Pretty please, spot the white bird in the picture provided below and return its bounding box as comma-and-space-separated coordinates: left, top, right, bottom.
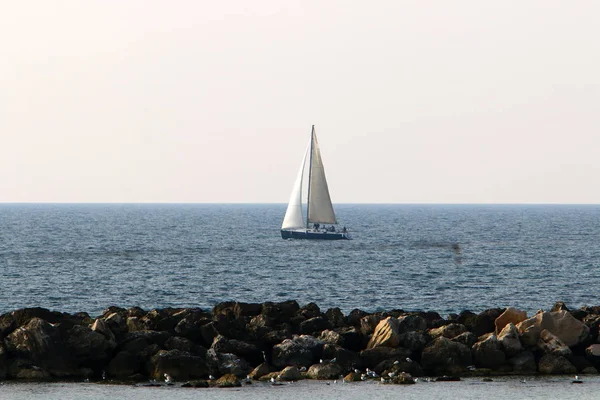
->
405, 357, 412, 363
164, 373, 174, 385
299, 366, 307, 372
270, 377, 276, 383
209, 375, 216, 380
394, 360, 400, 365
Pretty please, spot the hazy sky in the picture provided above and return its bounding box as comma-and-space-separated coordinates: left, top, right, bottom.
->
2, 1, 599, 203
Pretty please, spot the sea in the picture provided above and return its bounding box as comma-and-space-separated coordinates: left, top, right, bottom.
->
1, 203, 600, 399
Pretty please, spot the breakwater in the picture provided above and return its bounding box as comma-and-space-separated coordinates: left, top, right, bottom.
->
0, 301, 598, 386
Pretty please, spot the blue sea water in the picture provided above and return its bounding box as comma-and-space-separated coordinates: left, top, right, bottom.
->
1, 203, 599, 317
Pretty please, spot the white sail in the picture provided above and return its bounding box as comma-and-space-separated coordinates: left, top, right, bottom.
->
307, 129, 337, 224
281, 141, 310, 230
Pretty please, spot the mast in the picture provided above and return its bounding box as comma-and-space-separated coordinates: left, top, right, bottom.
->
305, 125, 314, 230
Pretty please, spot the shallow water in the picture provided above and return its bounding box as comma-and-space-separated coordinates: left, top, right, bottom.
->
1, 376, 598, 400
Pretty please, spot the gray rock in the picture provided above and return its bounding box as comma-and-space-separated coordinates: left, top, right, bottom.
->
421, 337, 472, 375
271, 335, 323, 369
472, 334, 506, 369
538, 354, 577, 374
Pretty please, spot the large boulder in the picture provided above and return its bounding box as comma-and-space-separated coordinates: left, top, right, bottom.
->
397, 314, 428, 333
537, 329, 571, 357
4, 317, 74, 376
306, 362, 344, 379
398, 331, 430, 353
206, 349, 252, 377
360, 346, 411, 370
278, 365, 302, 381
495, 308, 527, 334
497, 323, 523, 357
106, 350, 142, 378
421, 337, 472, 375
429, 323, 467, 340
210, 335, 262, 366
64, 324, 115, 367
517, 310, 589, 347
149, 349, 209, 380
507, 350, 537, 373
538, 354, 577, 374
299, 317, 331, 335
472, 334, 506, 369
271, 335, 323, 369
367, 317, 401, 349
325, 308, 346, 328
321, 343, 362, 371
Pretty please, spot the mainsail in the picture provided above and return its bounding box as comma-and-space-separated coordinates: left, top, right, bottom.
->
281, 126, 337, 231
307, 130, 337, 224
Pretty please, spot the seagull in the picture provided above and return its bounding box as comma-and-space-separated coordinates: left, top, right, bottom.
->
405, 358, 412, 363
330, 358, 337, 363
572, 375, 583, 384
394, 360, 400, 365
102, 370, 107, 380
388, 372, 395, 378
271, 377, 276, 383
164, 373, 174, 385
262, 351, 267, 362
209, 375, 216, 380
299, 366, 307, 372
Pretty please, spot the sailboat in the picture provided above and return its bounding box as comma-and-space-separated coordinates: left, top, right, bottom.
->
281, 125, 350, 240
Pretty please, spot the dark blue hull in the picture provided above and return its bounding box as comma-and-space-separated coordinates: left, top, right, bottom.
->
281, 229, 350, 240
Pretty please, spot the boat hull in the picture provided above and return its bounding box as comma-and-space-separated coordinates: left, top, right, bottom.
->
281, 229, 350, 240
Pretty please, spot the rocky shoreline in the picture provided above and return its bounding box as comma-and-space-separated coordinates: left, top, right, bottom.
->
1, 301, 598, 387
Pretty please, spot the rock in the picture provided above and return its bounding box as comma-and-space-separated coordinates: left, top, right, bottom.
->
299, 303, 323, 319
306, 362, 344, 379
469, 309, 505, 337
367, 317, 401, 349
126, 317, 145, 332
206, 349, 252, 377
429, 323, 468, 340
319, 329, 343, 346
346, 309, 369, 327
8, 359, 51, 379
4, 317, 74, 376
551, 302, 570, 312
495, 307, 527, 334
325, 308, 346, 328
278, 365, 302, 381
299, 317, 332, 335
149, 349, 209, 380
103, 312, 128, 340
232, 302, 263, 318
106, 350, 141, 378
216, 373, 241, 387
472, 334, 506, 369
497, 323, 523, 357
91, 318, 117, 346
507, 351, 537, 373
360, 314, 384, 336
380, 358, 423, 377
421, 337, 472, 375
538, 354, 577, 374
322, 343, 362, 371
517, 311, 589, 347
248, 362, 271, 380
537, 329, 571, 356
344, 371, 362, 381
173, 310, 212, 344
360, 346, 411, 370
397, 314, 428, 333
451, 332, 477, 348
271, 335, 323, 369
336, 326, 364, 352
261, 301, 300, 323
210, 335, 262, 365
64, 324, 115, 368
391, 371, 415, 384
398, 331, 430, 352
165, 336, 206, 356
585, 344, 600, 364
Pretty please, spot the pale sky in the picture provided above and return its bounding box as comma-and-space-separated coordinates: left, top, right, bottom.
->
1, 1, 599, 203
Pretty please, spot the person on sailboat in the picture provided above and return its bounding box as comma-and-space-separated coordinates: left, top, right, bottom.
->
314, 223, 320, 231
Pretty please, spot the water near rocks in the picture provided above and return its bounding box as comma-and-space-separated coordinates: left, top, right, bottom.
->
1, 203, 599, 316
